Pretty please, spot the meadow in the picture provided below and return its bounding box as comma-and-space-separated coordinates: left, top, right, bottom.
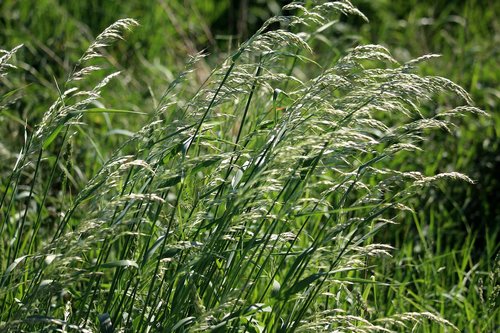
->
0, 1, 498, 332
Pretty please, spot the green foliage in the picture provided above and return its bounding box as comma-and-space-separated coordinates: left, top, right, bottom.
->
0, 0, 498, 332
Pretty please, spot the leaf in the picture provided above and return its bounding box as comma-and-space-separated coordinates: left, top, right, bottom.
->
106, 129, 135, 137
245, 303, 272, 314
143, 235, 166, 263
74, 108, 146, 115
285, 272, 326, 297
271, 280, 281, 298
2, 255, 28, 282
101, 260, 138, 269
231, 169, 244, 189
44, 254, 58, 265
258, 120, 274, 130
160, 174, 182, 187
172, 316, 196, 331
191, 156, 221, 172
273, 88, 282, 103
42, 125, 64, 149
182, 136, 194, 155
0, 85, 30, 103
159, 248, 181, 259
0, 110, 26, 127
163, 142, 184, 163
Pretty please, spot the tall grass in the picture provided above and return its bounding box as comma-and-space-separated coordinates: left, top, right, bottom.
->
0, 1, 491, 332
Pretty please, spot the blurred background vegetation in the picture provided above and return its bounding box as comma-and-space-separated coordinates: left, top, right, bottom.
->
1, 0, 499, 329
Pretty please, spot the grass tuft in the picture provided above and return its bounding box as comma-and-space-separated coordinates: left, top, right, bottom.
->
0, 1, 495, 332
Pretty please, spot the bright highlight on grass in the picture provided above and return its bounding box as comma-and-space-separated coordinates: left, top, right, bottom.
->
0, 1, 497, 332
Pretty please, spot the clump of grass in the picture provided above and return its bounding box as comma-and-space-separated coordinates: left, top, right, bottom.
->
0, 1, 485, 332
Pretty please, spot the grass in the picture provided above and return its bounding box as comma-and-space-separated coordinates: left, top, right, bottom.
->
0, 0, 498, 332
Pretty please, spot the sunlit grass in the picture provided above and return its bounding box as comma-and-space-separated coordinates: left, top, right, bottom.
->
0, 1, 498, 332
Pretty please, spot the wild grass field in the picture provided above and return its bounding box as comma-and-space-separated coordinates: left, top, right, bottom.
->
0, 0, 498, 332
